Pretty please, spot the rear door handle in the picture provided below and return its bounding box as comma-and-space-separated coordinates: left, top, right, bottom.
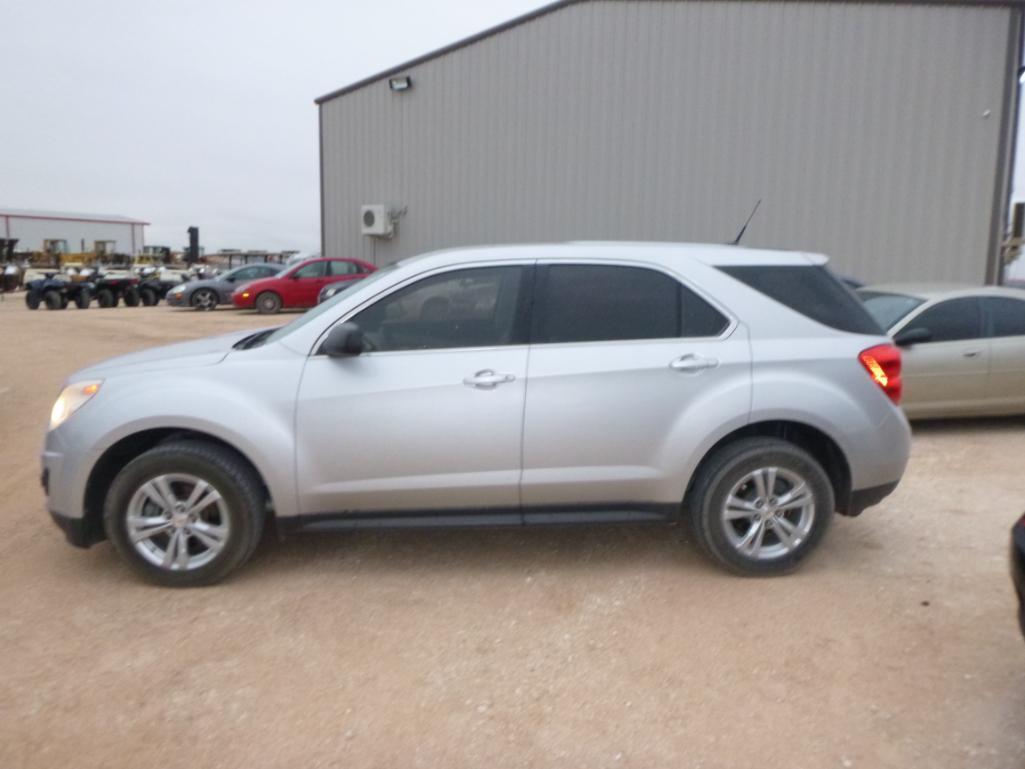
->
962, 349, 982, 358
670, 354, 719, 373
463, 369, 516, 389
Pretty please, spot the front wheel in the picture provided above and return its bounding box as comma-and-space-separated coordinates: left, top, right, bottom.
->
123, 287, 141, 307
25, 290, 41, 310
96, 288, 115, 308
191, 288, 217, 311
255, 291, 282, 314
140, 287, 158, 306
687, 438, 834, 576
74, 288, 91, 309
103, 441, 265, 587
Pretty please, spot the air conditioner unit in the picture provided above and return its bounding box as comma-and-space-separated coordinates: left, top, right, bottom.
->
360, 204, 393, 237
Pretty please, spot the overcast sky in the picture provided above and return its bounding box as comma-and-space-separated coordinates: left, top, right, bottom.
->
1, 0, 550, 255
3, 0, 1024, 260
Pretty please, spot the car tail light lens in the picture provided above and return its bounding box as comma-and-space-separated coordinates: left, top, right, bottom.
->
859, 344, 902, 405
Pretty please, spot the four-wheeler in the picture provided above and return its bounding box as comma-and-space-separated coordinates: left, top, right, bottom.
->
92, 273, 141, 308
24, 272, 93, 310
232, 257, 375, 314
42, 242, 911, 586
1013, 512, 1025, 638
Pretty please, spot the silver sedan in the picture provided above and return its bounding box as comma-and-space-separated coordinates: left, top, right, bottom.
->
165, 263, 283, 310
858, 284, 1025, 419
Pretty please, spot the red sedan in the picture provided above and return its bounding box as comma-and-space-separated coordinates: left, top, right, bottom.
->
232, 257, 376, 314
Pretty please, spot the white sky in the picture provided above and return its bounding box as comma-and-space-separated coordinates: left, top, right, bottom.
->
0, 0, 549, 255
3, 0, 1024, 263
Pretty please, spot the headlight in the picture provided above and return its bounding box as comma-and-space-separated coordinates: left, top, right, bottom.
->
50, 381, 102, 431
169, 285, 185, 295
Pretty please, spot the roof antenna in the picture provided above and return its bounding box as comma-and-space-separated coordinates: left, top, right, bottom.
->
730, 199, 762, 246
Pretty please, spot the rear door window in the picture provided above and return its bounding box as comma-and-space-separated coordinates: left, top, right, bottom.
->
329, 260, 360, 276
534, 264, 727, 343
901, 298, 982, 342
983, 296, 1025, 337
720, 265, 882, 334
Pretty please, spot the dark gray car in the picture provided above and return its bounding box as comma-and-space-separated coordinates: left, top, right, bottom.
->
165, 263, 283, 310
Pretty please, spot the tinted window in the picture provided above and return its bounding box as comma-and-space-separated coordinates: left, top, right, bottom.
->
857, 290, 925, 331
294, 261, 326, 279
231, 266, 266, 282
329, 260, 359, 276
902, 298, 982, 342
352, 266, 527, 351
535, 265, 726, 343
984, 297, 1025, 337
721, 265, 882, 334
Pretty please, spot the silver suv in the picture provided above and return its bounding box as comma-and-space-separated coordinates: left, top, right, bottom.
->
42, 243, 911, 586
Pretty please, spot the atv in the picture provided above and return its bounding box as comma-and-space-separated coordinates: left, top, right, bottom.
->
24, 272, 93, 310
92, 272, 141, 308
135, 266, 186, 306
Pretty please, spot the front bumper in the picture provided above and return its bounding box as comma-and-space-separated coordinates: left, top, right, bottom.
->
1012, 519, 1025, 638
49, 509, 103, 548
232, 292, 255, 309
165, 291, 187, 307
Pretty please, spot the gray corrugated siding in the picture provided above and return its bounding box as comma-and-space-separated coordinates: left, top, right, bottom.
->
321, 0, 1019, 283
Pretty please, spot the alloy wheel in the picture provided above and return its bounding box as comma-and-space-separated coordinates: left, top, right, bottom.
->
125, 473, 230, 571
721, 466, 815, 560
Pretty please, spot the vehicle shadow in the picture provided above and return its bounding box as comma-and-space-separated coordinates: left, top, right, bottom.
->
244, 522, 718, 581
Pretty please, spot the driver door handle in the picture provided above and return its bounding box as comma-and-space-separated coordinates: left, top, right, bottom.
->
669, 354, 719, 373
463, 369, 516, 389
962, 349, 982, 358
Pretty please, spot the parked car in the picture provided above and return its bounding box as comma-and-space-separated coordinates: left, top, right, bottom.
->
857, 284, 1025, 418
1012, 513, 1025, 638
24, 272, 92, 310
232, 257, 375, 314
42, 243, 911, 586
166, 263, 283, 310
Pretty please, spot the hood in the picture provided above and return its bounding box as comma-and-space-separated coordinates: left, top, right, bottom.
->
71, 328, 264, 380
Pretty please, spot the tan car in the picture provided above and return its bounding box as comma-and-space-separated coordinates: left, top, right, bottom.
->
858, 284, 1025, 419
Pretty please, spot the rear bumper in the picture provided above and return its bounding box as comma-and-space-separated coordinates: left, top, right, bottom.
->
843, 481, 900, 517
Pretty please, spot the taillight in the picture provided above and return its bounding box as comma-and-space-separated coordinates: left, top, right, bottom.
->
859, 344, 902, 405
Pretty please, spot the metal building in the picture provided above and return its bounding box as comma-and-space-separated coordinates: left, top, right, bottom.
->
317, 0, 1023, 284
0, 208, 148, 256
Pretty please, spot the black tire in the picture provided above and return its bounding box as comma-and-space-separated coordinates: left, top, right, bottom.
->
74, 288, 91, 309
190, 288, 217, 311
140, 287, 158, 306
103, 440, 266, 587
97, 288, 115, 308
255, 291, 282, 314
43, 289, 63, 310
123, 287, 141, 307
687, 437, 834, 576
60, 295, 69, 309
25, 290, 41, 310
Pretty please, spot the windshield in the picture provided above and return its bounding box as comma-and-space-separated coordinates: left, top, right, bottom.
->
856, 290, 925, 331
257, 263, 399, 346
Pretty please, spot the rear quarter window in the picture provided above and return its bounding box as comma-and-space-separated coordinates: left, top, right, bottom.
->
719, 265, 883, 335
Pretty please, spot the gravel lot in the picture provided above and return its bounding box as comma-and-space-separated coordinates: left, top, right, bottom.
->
1, 297, 1023, 769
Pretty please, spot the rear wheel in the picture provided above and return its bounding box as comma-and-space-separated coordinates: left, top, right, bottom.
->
191, 288, 217, 311
103, 441, 265, 587
123, 287, 141, 307
255, 291, 282, 314
74, 288, 91, 309
43, 290, 63, 310
687, 437, 834, 576
25, 290, 41, 310
140, 287, 158, 306
96, 288, 115, 308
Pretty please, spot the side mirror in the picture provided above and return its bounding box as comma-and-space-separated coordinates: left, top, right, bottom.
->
894, 326, 932, 347
321, 322, 365, 357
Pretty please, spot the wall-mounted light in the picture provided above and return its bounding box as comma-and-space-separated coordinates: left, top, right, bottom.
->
389, 76, 412, 92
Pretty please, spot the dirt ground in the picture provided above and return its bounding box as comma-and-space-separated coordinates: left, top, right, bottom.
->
0, 296, 1023, 769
